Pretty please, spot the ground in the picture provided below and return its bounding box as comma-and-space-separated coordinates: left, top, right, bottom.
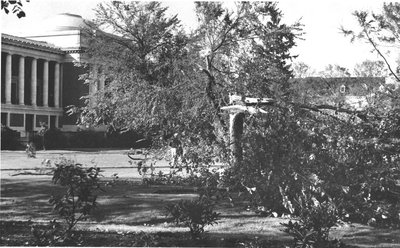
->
1, 150, 400, 247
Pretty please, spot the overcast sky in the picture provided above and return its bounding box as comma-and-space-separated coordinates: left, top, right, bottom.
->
0, 0, 388, 71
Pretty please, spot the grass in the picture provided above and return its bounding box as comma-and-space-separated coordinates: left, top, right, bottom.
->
1, 150, 400, 247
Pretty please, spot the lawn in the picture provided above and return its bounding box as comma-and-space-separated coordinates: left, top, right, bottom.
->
1, 150, 400, 247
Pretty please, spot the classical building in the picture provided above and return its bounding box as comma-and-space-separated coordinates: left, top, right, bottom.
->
1, 13, 104, 138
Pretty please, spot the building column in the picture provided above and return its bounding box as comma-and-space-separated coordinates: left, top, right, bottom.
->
6, 112, 10, 126
54, 62, 60, 108
5, 53, 12, 104
33, 114, 37, 131
60, 63, 63, 108
55, 115, 59, 128
18, 56, 25, 105
43, 60, 49, 107
31, 58, 37, 106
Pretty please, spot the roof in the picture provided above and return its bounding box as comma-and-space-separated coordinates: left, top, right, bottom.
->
43, 13, 88, 31
1, 33, 65, 54
291, 77, 385, 86
290, 77, 385, 96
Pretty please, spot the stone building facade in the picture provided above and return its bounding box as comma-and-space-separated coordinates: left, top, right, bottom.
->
1, 34, 65, 137
1, 13, 103, 138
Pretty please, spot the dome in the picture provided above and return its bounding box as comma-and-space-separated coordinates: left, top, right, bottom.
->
43, 13, 88, 31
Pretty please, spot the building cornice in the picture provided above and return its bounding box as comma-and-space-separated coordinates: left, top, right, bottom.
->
1, 103, 64, 115
1, 33, 65, 55
62, 47, 87, 53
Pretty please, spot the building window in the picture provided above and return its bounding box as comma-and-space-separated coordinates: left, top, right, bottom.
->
36, 115, 48, 127
50, 115, 56, 129
1, 113, 8, 126
58, 116, 63, 128
11, 76, 18, 104
10, 113, 24, 127
340, 84, 346, 94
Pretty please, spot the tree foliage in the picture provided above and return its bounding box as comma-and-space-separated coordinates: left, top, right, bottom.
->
292, 61, 316, 78
73, 1, 400, 230
50, 159, 102, 233
1, 0, 28, 18
76, 1, 303, 147
341, 3, 400, 83
319, 64, 351, 78
78, 1, 188, 137
353, 60, 388, 77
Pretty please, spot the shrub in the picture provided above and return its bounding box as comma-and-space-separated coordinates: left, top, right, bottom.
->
45, 128, 67, 149
66, 129, 147, 148
33, 128, 67, 150
29, 219, 84, 246
29, 158, 101, 246
130, 231, 158, 247
30, 219, 62, 246
105, 130, 148, 148
165, 199, 220, 239
49, 158, 102, 236
1, 125, 22, 150
68, 130, 104, 148
281, 193, 339, 248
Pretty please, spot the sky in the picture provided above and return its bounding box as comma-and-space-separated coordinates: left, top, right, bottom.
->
0, 0, 389, 72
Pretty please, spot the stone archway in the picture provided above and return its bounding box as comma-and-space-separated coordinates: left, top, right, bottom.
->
221, 94, 274, 166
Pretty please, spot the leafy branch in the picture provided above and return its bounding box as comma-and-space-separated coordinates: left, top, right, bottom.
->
1, 0, 28, 18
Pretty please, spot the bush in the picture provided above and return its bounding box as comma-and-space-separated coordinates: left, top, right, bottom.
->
130, 231, 158, 247
30, 219, 62, 246
165, 199, 220, 239
29, 219, 84, 246
45, 128, 67, 149
49, 158, 102, 236
68, 130, 104, 148
1, 125, 22, 150
67, 129, 147, 148
33, 128, 67, 150
281, 194, 339, 247
105, 130, 148, 148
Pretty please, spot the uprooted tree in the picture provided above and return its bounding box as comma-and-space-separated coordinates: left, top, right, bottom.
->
71, 1, 400, 235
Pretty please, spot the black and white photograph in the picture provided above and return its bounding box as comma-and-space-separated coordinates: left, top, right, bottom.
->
1, 0, 400, 247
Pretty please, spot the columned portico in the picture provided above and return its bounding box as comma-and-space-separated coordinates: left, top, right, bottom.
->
1, 34, 65, 138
